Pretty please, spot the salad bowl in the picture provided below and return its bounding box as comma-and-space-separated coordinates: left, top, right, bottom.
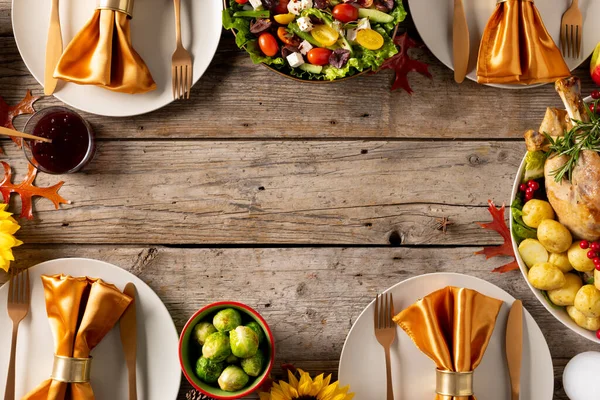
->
510, 94, 599, 344
222, 0, 405, 82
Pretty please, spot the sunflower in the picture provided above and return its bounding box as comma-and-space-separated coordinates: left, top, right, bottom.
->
0, 204, 22, 272
259, 369, 354, 400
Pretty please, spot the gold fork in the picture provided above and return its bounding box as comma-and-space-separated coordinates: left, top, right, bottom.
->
4, 268, 30, 400
374, 293, 396, 400
171, 0, 193, 100
561, 0, 583, 58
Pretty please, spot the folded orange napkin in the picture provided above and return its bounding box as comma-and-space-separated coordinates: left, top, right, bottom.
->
393, 286, 503, 400
54, 7, 156, 94
23, 274, 132, 400
477, 0, 569, 84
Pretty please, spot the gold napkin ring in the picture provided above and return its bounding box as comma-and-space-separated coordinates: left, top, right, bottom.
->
97, 0, 135, 18
51, 355, 92, 383
435, 369, 474, 397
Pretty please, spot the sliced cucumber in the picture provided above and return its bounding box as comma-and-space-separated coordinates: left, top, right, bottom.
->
357, 8, 394, 24
299, 63, 323, 74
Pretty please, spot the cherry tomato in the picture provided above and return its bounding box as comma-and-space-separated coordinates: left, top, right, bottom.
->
332, 3, 358, 23
356, 29, 384, 50
307, 48, 333, 65
311, 25, 339, 47
258, 33, 279, 57
274, 0, 289, 14
234, 0, 249, 3
277, 27, 300, 46
592, 90, 600, 100
274, 13, 295, 25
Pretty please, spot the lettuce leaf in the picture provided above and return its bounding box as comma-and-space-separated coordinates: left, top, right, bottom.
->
511, 197, 537, 244
383, 0, 407, 33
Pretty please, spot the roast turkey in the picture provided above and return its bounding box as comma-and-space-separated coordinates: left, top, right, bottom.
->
524, 77, 600, 240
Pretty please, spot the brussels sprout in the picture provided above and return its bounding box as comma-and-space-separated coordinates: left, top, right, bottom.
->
245, 321, 266, 345
218, 365, 250, 392
213, 308, 243, 332
202, 332, 231, 362
195, 356, 224, 383
225, 354, 240, 364
193, 322, 217, 346
240, 349, 265, 377
230, 325, 259, 358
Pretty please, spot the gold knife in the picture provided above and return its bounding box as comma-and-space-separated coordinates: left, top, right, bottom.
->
452, 0, 470, 83
120, 283, 138, 400
44, 0, 62, 95
506, 300, 523, 400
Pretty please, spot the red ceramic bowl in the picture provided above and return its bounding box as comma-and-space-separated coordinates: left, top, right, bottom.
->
179, 301, 275, 399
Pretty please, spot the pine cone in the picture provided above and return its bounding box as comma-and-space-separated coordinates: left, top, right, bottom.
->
185, 389, 216, 400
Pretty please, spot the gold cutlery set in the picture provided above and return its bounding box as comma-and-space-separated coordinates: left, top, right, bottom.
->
3, 271, 139, 400
43, 0, 193, 99
374, 291, 523, 399
452, 0, 582, 84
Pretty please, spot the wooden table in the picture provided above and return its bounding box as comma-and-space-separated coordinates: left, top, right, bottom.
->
0, 2, 598, 398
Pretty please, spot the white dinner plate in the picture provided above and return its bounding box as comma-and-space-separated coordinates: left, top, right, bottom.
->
12, 0, 222, 116
338, 273, 554, 399
408, 0, 600, 89
0, 258, 181, 399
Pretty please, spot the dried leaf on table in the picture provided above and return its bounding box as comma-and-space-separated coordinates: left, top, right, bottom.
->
0, 161, 69, 220
475, 200, 519, 273
0, 90, 41, 148
377, 33, 432, 94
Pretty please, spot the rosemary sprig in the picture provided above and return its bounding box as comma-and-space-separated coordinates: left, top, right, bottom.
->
543, 99, 600, 182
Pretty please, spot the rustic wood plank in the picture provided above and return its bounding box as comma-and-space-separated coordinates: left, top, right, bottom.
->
0, 140, 521, 245
0, 34, 595, 140
1, 245, 593, 399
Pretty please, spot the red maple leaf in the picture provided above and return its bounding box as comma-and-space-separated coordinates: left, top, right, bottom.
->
475, 200, 519, 273
377, 33, 432, 94
0, 161, 70, 219
0, 90, 41, 148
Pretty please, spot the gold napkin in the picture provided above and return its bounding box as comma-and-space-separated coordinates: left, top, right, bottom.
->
477, 0, 569, 84
22, 274, 132, 400
54, 7, 156, 94
393, 286, 503, 400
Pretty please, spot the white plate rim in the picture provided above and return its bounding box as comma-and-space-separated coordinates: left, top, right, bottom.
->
10, 0, 222, 117
338, 272, 554, 398
0, 257, 182, 399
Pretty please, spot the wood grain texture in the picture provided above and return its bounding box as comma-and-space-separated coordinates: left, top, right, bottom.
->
1, 245, 593, 399
0, 140, 521, 245
0, 30, 595, 139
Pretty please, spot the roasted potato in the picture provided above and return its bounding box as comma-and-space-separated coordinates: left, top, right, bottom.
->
527, 262, 566, 290
548, 252, 573, 273
567, 306, 600, 331
547, 273, 582, 306
522, 199, 555, 228
537, 219, 573, 253
574, 284, 600, 318
568, 242, 596, 272
518, 239, 549, 267
596, 269, 600, 292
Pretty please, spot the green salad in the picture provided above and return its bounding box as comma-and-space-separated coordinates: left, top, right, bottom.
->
222, 0, 406, 80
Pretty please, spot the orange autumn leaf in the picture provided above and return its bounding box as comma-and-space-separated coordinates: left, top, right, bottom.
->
0, 161, 69, 219
0, 90, 41, 148
475, 200, 519, 273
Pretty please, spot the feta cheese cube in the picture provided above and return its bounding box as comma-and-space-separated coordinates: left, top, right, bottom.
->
286, 52, 305, 68
297, 17, 314, 32
346, 28, 357, 41
298, 40, 313, 55
332, 20, 342, 33
357, 17, 371, 31
300, 0, 313, 10
249, 0, 263, 9
287, 0, 302, 15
